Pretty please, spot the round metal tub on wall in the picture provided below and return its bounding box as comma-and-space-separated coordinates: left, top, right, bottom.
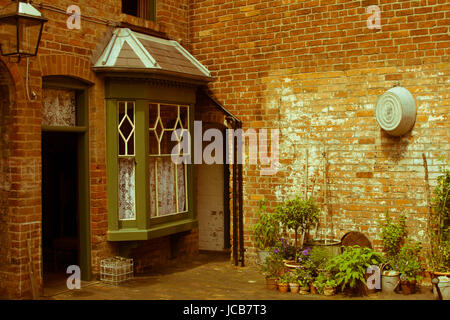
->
375, 87, 417, 137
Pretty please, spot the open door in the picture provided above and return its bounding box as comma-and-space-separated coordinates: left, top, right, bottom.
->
42, 132, 79, 280
41, 78, 91, 294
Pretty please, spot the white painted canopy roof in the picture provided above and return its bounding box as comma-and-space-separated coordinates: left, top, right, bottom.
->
93, 28, 211, 81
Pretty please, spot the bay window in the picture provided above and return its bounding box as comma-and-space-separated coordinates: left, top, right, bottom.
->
106, 80, 197, 241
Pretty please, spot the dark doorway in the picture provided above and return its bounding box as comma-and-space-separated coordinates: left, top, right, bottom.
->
42, 132, 79, 281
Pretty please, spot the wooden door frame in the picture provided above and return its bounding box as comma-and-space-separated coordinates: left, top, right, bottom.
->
41, 77, 92, 281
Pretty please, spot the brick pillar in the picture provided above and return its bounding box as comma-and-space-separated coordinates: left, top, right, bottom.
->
0, 58, 43, 299
0, 61, 13, 298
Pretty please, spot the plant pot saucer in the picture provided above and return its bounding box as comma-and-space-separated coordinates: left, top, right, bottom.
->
283, 259, 296, 264
285, 262, 301, 268
382, 270, 400, 276
432, 271, 450, 277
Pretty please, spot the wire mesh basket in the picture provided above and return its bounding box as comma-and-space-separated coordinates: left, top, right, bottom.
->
100, 256, 134, 285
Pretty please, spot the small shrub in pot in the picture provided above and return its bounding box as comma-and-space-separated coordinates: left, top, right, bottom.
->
326, 245, 384, 296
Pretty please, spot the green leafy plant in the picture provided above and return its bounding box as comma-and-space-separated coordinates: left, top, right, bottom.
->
277, 272, 293, 284
378, 212, 408, 263
295, 247, 319, 277
292, 267, 313, 287
325, 279, 337, 288
396, 241, 424, 282
326, 246, 384, 293
252, 200, 281, 250
260, 251, 284, 279
274, 238, 298, 260
310, 246, 333, 271
429, 161, 450, 272
276, 195, 320, 260
312, 273, 328, 294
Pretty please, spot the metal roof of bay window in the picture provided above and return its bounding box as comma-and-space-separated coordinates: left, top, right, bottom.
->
93, 28, 212, 82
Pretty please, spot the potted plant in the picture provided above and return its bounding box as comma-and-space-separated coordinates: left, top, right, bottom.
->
323, 279, 337, 296
378, 212, 408, 293
275, 238, 299, 264
425, 162, 450, 300
296, 248, 319, 293
396, 241, 423, 295
313, 273, 327, 295
310, 281, 318, 294
310, 246, 333, 274
292, 267, 312, 295
275, 194, 320, 263
326, 245, 384, 296
260, 251, 284, 290
277, 272, 291, 293
428, 163, 450, 275
252, 200, 281, 264
288, 271, 300, 294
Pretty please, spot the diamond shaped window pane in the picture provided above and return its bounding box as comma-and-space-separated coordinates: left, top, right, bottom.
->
155, 118, 164, 140
119, 117, 134, 141
118, 102, 135, 156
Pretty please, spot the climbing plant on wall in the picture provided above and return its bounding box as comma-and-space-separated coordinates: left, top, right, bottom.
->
429, 159, 450, 272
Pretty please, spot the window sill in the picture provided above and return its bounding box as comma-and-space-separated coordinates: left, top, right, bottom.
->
119, 14, 165, 36
107, 218, 198, 241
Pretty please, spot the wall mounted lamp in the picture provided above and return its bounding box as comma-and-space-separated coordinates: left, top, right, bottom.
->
0, 0, 47, 61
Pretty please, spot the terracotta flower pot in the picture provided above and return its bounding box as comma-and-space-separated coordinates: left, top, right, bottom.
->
299, 286, 309, 295
289, 283, 300, 294
278, 283, 289, 293
411, 279, 417, 294
324, 286, 335, 296
266, 277, 278, 290
310, 284, 317, 294
401, 280, 416, 295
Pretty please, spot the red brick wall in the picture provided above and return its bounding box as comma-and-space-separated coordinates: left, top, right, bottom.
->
0, 61, 13, 298
131, 229, 199, 274
157, 0, 190, 44
0, 0, 197, 298
190, 0, 450, 262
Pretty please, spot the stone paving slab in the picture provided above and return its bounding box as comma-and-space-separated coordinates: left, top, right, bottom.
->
46, 252, 435, 300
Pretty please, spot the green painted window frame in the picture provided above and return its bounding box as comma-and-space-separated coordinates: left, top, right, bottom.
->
105, 79, 197, 241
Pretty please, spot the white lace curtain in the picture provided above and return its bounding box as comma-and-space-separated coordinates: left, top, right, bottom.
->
149, 157, 186, 217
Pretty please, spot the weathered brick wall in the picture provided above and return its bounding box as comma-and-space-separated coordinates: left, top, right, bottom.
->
0, 0, 197, 298
190, 0, 450, 263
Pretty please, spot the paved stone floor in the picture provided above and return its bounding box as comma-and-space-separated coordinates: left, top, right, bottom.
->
44, 252, 435, 300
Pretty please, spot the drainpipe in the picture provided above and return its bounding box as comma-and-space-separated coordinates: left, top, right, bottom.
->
236, 121, 245, 267
232, 142, 238, 266
227, 116, 244, 267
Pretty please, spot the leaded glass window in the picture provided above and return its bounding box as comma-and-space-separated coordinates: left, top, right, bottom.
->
118, 101, 136, 221
148, 103, 189, 218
